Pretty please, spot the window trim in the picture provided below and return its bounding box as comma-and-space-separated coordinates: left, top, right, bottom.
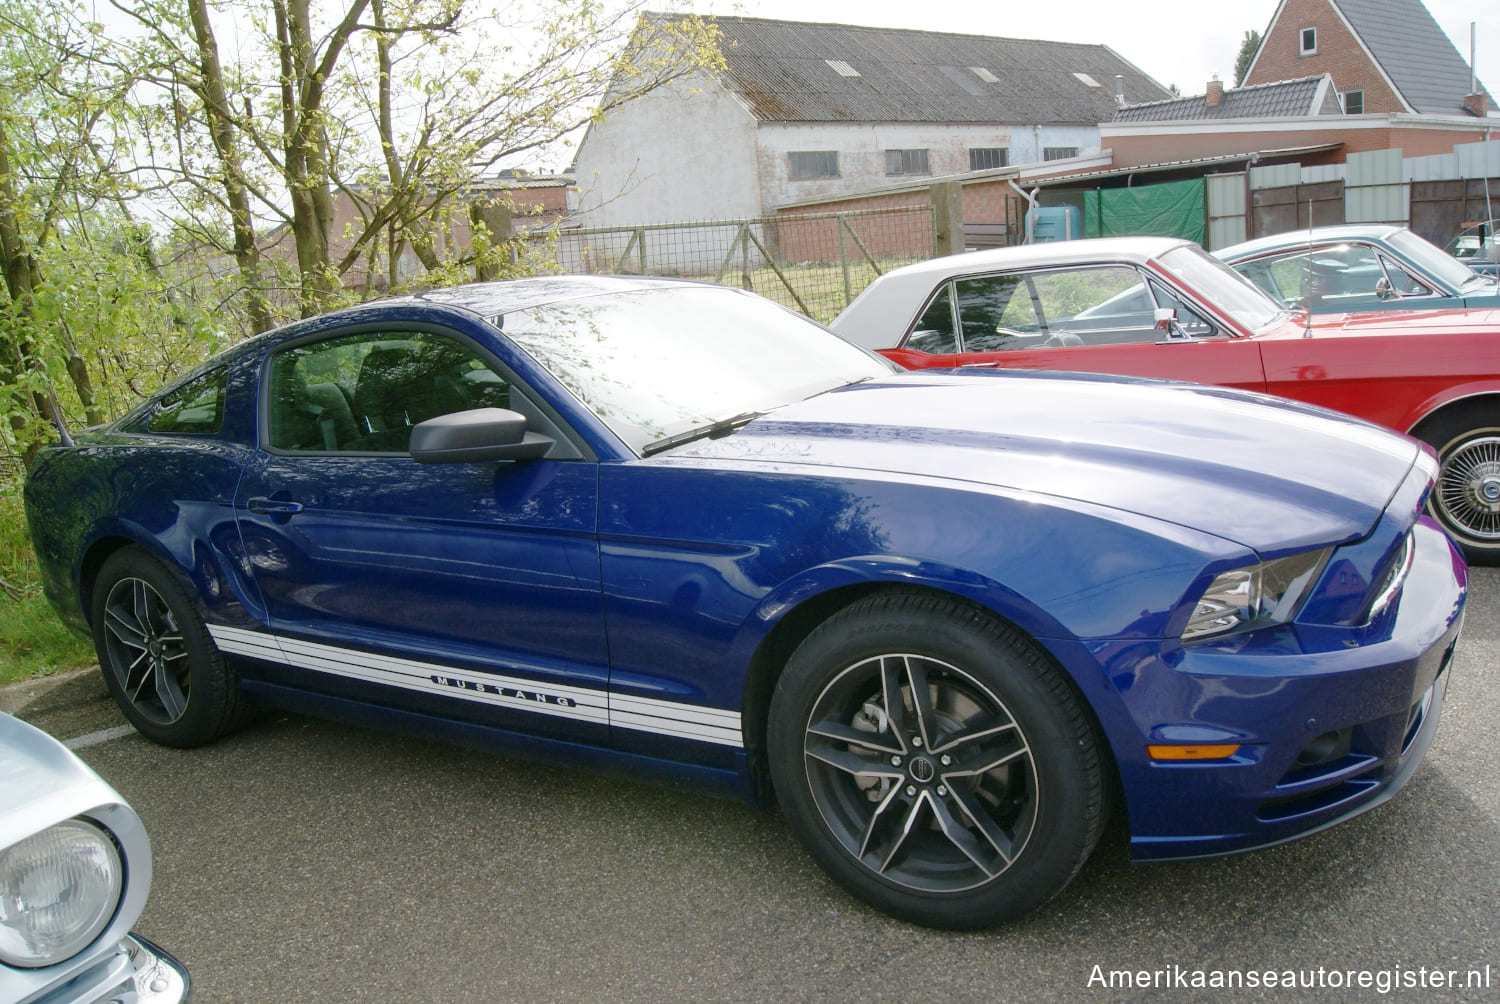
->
902, 264, 1228, 354
1042, 147, 1079, 162
143, 366, 229, 437
884, 148, 931, 176
256, 321, 593, 461
1299, 27, 1317, 55
1341, 89, 1364, 114
968, 147, 1010, 172
787, 150, 839, 180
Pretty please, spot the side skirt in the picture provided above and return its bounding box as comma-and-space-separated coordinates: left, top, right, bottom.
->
239, 679, 758, 804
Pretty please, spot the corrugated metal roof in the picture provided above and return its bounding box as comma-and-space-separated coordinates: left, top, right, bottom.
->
1333, 0, 1493, 115
1025, 144, 1344, 186
689, 15, 1172, 124
1112, 76, 1339, 122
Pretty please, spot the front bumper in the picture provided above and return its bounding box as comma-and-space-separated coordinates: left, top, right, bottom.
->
15, 934, 189, 1004
1075, 518, 1467, 861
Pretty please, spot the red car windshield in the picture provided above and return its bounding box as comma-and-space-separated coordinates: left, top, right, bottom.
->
1157, 245, 1287, 333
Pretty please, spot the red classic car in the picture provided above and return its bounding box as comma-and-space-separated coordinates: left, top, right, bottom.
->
830, 236, 1500, 563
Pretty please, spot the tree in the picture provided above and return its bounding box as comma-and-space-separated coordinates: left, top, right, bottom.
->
1234, 30, 1262, 87
114, 0, 722, 320
0, 2, 128, 460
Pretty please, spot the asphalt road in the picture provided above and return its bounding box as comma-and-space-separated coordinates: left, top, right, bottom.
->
8, 570, 1499, 1002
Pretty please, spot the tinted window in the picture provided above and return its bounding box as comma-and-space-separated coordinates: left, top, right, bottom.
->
265, 332, 511, 453
148, 369, 226, 435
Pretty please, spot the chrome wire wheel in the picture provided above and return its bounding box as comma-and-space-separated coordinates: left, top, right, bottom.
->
100, 576, 191, 726
802, 652, 1037, 894
1433, 429, 1500, 551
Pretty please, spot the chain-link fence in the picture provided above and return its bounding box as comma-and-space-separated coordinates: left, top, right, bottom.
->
526, 204, 935, 323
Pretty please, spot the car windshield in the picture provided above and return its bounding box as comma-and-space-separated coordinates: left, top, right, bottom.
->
1157, 244, 1287, 332
501, 286, 893, 453
1386, 228, 1497, 291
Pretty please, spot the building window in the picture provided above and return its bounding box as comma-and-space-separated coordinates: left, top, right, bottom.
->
1042, 147, 1079, 161
1342, 89, 1364, 114
884, 149, 930, 176
1300, 27, 1316, 55
969, 148, 1009, 171
788, 151, 839, 180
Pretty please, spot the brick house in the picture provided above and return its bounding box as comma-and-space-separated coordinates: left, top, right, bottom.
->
1243, 0, 1493, 117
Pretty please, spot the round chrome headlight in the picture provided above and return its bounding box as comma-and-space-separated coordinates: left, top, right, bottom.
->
0, 819, 123, 968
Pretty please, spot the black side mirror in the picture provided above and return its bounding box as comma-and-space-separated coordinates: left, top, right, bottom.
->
410, 408, 554, 464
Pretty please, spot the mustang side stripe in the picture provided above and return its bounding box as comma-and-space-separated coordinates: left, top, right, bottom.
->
208, 625, 743, 748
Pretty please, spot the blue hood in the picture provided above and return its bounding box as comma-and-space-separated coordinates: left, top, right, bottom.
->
676, 371, 1420, 555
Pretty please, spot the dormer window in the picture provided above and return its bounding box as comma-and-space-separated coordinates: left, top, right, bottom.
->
1299, 27, 1317, 55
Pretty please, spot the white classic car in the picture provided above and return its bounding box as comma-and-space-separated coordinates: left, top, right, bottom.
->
0, 711, 188, 1003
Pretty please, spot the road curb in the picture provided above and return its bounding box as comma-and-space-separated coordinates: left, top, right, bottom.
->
0, 665, 104, 718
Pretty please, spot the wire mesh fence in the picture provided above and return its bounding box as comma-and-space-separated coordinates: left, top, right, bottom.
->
527, 204, 936, 323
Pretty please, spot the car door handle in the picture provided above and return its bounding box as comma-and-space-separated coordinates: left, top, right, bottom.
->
960, 361, 1001, 368
246, 497, 304, 515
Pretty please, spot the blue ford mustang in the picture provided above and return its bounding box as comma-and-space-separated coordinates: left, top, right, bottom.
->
23, 277, 1467, 928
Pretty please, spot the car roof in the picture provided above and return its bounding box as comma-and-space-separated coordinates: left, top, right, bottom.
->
397, 274, 705, 319
1216, 224, 1407, 260
872, 236, 1196, 282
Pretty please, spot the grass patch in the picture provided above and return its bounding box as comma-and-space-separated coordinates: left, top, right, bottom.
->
0, 592, 94, 685
0, 474, 95, 685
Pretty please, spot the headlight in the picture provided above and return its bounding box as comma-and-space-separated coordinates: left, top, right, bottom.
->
0, 819, 123, 968
1183, 548, 1331, 642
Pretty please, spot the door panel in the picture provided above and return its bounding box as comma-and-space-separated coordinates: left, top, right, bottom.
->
234, 327, 608, 742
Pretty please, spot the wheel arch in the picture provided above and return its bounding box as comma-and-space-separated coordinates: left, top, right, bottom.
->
1404, 386, 1500, 440
737, 572, 1121, 816
74, 521, 235, 631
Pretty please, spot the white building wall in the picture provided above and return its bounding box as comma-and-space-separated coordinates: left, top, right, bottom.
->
573, 72, 762, 227
757, 122, 1102, 209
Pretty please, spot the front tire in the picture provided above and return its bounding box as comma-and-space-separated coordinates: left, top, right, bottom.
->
767, 591, 1105, 928
1417, 408, 1500, 565
90, 546, 250, 747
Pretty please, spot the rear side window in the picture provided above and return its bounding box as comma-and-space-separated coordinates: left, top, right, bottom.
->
148, 368, 227, 435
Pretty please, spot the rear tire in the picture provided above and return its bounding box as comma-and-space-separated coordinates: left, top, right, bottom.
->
90, 546, 250, 747
1415, 407, 1500, 565
767, 591, 1105, 928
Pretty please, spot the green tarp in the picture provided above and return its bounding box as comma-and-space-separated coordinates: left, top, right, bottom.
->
1083, 178, 1206, 244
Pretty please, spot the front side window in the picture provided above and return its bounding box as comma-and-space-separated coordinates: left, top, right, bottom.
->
1342, 89, 1363, 114
1238, 245, 1431, 309
884, 149, 930, 176
1042, 147, 1078, 161
265, 331, 511, 453
788, 151, 839, 180
1300, 27, 1317, 54
148, 369, 226, 435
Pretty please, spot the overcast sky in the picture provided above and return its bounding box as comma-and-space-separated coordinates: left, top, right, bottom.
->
691, 0, 1500, 103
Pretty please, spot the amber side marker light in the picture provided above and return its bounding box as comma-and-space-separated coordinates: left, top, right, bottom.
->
1147, 744, 1241, 761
